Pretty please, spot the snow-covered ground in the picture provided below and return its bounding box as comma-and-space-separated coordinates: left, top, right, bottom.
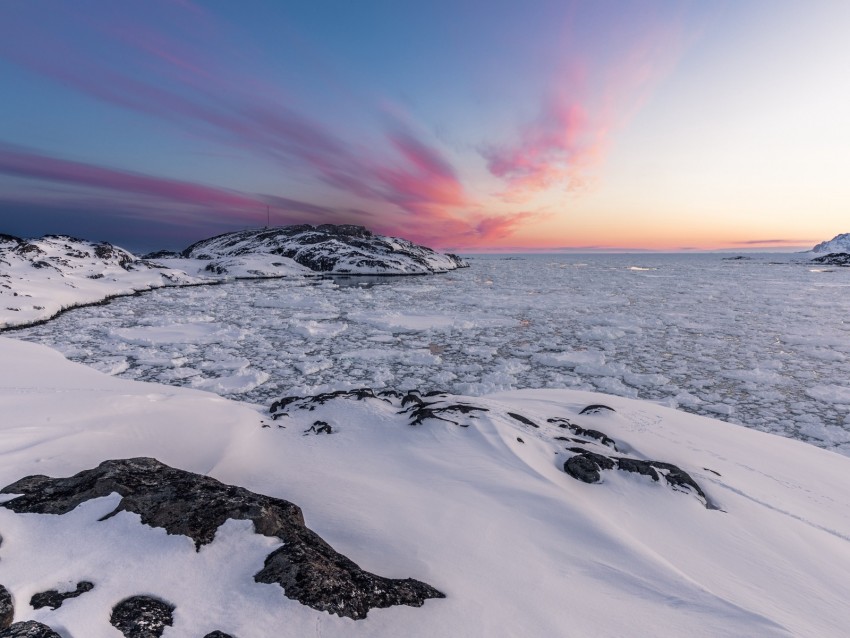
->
1, 336, 849, 636
13, 253, 850, 455
0, 234, 204, 329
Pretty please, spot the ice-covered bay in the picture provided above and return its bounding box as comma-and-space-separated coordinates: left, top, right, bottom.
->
13, 253, 850, 453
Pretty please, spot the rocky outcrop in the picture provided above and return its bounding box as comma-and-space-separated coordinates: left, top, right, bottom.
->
811, 253, 850, 267
0, 585, 12, 630
110, 596, 174, 638
0, 621, 61, 638
30, 581, 94, 610
0, 458, 444, 620
181, 225, 468, 275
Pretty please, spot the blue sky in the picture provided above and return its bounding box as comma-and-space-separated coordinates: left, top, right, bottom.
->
1, 1, 847, 252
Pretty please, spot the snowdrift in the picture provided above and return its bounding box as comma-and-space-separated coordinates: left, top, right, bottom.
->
1, 337, 848, 637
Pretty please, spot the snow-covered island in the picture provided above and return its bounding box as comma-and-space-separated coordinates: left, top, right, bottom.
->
810, 232, 850, 254
807, 232, 850, 267
0, 225, 468, 330
1, 229, 849, 637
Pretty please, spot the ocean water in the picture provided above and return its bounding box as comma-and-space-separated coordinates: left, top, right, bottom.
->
14, 253, 850, 454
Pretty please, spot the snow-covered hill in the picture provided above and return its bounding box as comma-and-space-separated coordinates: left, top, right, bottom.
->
0, 234, 201, 330
0, 226, 467, 330
810, 232, 850, 253
1, 336, 848, 637
178, 224, 469, 275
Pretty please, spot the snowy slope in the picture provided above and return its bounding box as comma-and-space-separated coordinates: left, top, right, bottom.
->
810, 232, 850, 253
0, 234, 202, 330
180, 224, 469, 275
1, 337, 849, 637
1, 227, 467, 330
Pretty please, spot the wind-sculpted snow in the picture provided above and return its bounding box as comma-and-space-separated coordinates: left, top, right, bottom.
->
180, 224, 468, 274
2, 336, 850, 636
270, 389, 715, 508
16, 253, 850, 455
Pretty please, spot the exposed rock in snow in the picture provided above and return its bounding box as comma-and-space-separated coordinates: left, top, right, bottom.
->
30, 582, 94, 610
1, 457, 445, 620
810, 233, 850, 253
0, 585, 12, 630
109, 595, 174, 638
0, 226, 467, 329
2, 336, 850, 636
272, 389, 713, 508
180, 224, 468, 275
0, 621, 61, 638
811, 252, 850, 267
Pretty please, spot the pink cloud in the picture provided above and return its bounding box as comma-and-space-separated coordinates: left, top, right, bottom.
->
484, 94, 604, 200
0, 145, 262, 212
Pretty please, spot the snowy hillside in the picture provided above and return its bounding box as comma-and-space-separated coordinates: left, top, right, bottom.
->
1, 337, 849, 637
0, 226, 466, 330
0, 234, 201, 330
178, 224, 469, 275
810, 232, 850, 253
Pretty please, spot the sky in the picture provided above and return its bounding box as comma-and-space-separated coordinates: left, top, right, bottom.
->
1, 0, 848, 253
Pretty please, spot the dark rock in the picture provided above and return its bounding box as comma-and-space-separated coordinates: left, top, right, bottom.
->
93, 243, 135, 270
547, 417, 617, 450
563, 451, 714, 508
0, 234, 24, 246
811, 252, 850, 267
507, 412, 539, 428
0, 621, 62, 638
616, 458, 659, 481
0, 584, 12, 630
564, 451, 616, 483
30, 581, 93, 610
256, 540, 442, 620
142, 250, 182, 260
203, 633, 234, 638
405, 401, 489, 427
271, 388, 389, 418
650, 461, 711, 503
401, 392, 424, 407
204, 263, 228, 275
305, 421, 333, 435
578, 404, 616, 415
1, 458, 444, 620
516, 437, 524, 443
110, 595, 174, 638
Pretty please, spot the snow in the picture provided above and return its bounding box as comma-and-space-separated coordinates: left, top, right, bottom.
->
1, 337, 850, 636
0, 227, 466, 329
0, 234, 203, 330
810, 232, 850, 253
14, 253, 850, 454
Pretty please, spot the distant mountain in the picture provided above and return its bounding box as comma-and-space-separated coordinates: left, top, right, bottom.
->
810, 233, 850, 253
178, 224, 468, 275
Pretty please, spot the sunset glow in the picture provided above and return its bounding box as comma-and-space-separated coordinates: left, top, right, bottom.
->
1, 1, 848, 251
